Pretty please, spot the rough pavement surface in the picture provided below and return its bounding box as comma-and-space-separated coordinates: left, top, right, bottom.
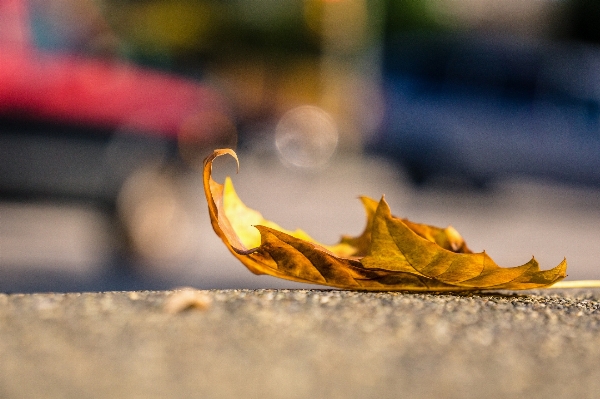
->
1, 288, 599, 399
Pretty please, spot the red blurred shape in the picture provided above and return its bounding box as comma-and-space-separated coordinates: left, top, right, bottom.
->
0, 47, 229, 138
0, 0, 230, 139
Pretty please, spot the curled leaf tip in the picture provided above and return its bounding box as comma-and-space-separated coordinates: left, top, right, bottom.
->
203, 149, 567, 291
204, 148, 239, 173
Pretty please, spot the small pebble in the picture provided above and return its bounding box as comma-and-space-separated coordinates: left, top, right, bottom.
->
164, 288, 212, 314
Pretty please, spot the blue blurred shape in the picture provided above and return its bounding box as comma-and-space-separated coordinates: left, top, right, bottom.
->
370, 33, 600, 188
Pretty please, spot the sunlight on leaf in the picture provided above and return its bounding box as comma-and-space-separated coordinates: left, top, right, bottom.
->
203, 149, 567, 291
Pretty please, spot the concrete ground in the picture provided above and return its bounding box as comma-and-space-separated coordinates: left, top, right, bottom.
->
1, 288, 599, 399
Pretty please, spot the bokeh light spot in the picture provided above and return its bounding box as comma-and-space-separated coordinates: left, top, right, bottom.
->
275, 105, 338, 169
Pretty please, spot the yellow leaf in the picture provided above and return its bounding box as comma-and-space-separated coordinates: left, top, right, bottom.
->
203, 149, 567, 291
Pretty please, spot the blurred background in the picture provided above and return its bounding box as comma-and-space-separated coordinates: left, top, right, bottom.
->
1, 0, 600, 292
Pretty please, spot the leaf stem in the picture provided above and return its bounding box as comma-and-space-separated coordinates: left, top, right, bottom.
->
548, 280, 600, 289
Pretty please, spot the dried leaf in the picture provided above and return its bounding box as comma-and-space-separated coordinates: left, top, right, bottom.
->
203, 149, 567, 291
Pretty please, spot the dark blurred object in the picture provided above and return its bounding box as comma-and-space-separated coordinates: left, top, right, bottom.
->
0, 118, 175, 203
562, 0, 600, 45
369, 33, 600, 188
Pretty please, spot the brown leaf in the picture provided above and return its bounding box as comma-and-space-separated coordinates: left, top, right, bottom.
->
203, 149, 567, 291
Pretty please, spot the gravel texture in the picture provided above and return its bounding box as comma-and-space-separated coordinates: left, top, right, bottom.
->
1, 288, 599, 399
